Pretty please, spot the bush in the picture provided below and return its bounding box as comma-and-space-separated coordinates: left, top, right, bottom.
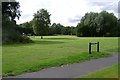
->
19, 36, 33, 43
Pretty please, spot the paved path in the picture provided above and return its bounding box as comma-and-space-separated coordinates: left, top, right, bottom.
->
5, 53, 118, 78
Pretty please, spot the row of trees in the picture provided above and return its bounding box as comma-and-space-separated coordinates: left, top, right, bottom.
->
18, 21, 34, 35
19, 9, 76, 39
49, 23, 76, 35
3, 2, 119, 43
77, 11, 119, 37
19, 21, 76, 37
19, 9, 119, 38
19, 15, 76, 39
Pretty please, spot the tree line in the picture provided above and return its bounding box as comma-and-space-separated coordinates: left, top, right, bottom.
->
19, 22, 76, 36
2, 2, 120, 43
18, 9, 76, 39
19, 9, 119, 38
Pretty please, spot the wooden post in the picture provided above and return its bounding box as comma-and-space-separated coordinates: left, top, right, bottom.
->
89, 42, 100, 54
89, 42, 91, 54
97, 42, 99, 52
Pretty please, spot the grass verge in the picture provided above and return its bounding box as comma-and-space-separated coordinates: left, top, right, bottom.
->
80, 64, 119, 78
3, 52, 110, 76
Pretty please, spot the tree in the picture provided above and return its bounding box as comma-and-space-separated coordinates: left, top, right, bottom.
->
49, 23, 64, 35
2, 2, 22, 43
70, 26, 76, 35
2, 2, 21, 21
19, 21, 34, 35
50, 23, 57, 35
95, 11, 117, 36
2, 2, 32, 43
76, 11, 117, 37
32, 9, 51, 39
55, 23, 64, 34
77, 12, 98, 37
62, 26, 71, 35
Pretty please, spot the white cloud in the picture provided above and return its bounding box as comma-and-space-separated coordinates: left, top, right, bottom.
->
16, 0, 119, 26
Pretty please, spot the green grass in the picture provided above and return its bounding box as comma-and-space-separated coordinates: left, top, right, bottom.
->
2, 36, 118, 76
80, 64, 119, 78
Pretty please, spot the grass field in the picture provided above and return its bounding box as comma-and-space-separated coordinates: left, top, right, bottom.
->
80, 64, 119, 78
2, 36, 118, 76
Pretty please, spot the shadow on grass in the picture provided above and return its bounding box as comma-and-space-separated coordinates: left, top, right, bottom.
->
34, 40, 64, 45
45, 38, 77, 40
3, 40, 64, 46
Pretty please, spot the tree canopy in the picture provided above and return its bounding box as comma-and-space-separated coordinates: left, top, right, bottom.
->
19, 21, 34, 35
77, 11, 118, 37
2, 2, 21, 43
2, 2, 32, 43
32, 9, 51, 39
2, 2, 21, 21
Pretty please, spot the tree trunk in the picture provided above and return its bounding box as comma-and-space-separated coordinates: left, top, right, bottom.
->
41, 36, 43, 39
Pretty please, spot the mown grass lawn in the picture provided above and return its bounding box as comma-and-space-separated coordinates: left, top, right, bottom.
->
2, 36, 118, 76
80, 64, 119, 78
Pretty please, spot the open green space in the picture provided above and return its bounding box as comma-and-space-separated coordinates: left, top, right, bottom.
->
80, 64, 119, 78
2, 36, 118, 76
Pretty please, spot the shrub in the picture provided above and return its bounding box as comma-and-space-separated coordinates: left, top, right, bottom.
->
19, 36, 33, 43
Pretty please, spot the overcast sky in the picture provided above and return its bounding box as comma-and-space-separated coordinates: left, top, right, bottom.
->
16, 0, 119, 26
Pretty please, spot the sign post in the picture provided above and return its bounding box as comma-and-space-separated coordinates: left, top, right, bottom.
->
89, 42, 100, 54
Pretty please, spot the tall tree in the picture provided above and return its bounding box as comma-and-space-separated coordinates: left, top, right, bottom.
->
2, 2, 22, 43
32, 9, 51, 39
96, 11, 117, 36
77, 12, 98, 37
76, 11, 117, 37
2, 2, 21, 21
